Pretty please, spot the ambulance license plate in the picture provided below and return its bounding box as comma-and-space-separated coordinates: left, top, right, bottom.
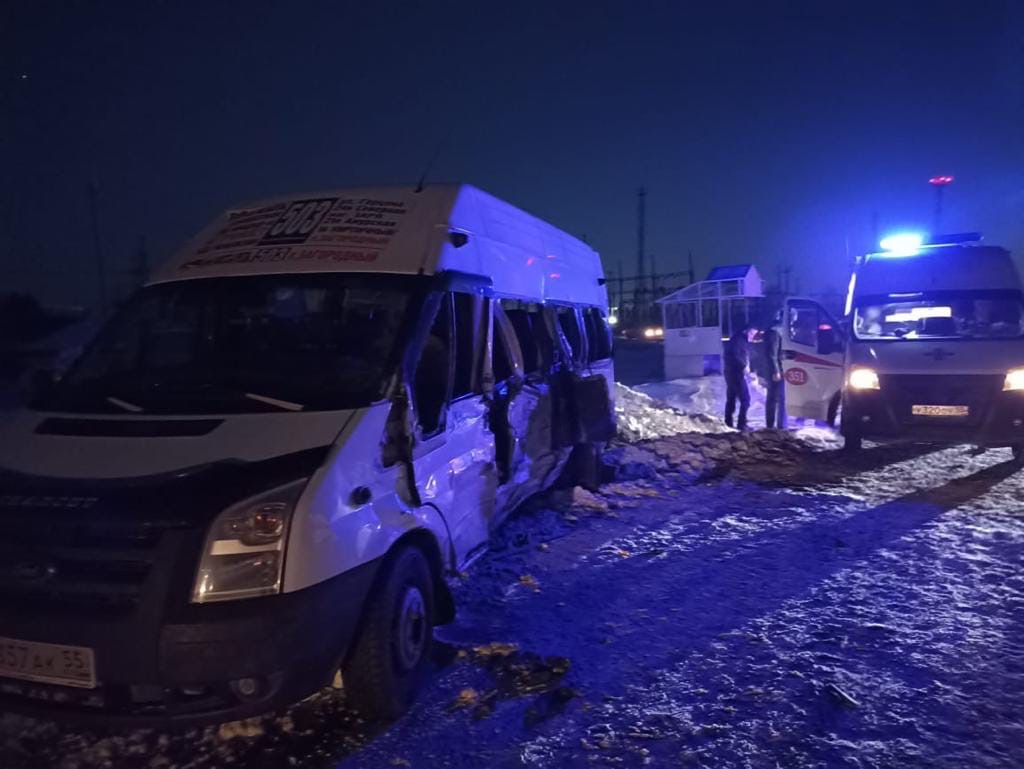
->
912, 404, 969, 417
0, 637, 96, 688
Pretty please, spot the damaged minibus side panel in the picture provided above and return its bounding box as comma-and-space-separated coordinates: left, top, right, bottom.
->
404, 291, 498, 567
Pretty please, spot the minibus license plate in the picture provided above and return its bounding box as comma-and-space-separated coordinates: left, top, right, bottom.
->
0, 637, 96, 688
912, 404, 969, 417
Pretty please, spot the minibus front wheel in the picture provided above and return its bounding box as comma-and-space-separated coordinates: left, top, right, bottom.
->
342, 545, 434, 719
1012, 444, 1024, 467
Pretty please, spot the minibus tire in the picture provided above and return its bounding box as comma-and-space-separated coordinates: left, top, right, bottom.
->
843, 433, 862, 452
342, 546, 434, 720
1012, 444, 1024, 466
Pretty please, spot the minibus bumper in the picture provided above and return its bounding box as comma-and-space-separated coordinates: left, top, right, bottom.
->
843, 382, 1024, 447
0, 556, 381, 729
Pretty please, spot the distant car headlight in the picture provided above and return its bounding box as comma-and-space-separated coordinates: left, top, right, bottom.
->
643, 326, 664, 339
848, 367, 880, 391
192, 480, 306, 603
1003, 368, 1024, 391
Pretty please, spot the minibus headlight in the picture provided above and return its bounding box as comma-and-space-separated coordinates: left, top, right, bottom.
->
1003, 368, 1024, 392
848, 367, 880, 391
192, 480, 305, 603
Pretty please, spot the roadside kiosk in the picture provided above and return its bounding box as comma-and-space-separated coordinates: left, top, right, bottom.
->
658, 265, 764, 377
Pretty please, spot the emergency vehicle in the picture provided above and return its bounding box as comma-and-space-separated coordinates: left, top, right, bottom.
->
841, 233, 1024, 459
0, 185, 616, 725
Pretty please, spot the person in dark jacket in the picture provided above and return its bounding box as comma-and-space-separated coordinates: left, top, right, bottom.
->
723, 325, 754, 430
762, 313, 787, 429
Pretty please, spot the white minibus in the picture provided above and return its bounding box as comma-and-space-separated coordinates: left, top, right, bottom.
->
0, 185, 616, 725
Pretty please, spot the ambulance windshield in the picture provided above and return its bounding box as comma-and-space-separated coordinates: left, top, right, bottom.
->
853, 289, 1024, 341
42, 274, 421, 414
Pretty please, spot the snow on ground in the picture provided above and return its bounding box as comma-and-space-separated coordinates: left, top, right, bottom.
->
618, 376, 844, 451
613, 382, 731, 441
1, 350, 1022, 768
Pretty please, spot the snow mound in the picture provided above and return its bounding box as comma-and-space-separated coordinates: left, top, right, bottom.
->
615, 382, 731, 442
623, 376, 843, 451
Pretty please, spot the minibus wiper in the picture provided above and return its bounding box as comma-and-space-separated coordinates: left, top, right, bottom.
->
242, 392, 305, 411
154, 382, 306, 411
105, 396, 144, 413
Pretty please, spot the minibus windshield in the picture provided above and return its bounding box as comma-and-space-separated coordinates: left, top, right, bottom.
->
853, 289, 1024, 341
41, 274, 421, 414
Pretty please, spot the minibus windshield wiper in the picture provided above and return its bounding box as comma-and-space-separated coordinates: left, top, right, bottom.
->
241, 392, 305, 411
53, 377, 307, 414
105, 396, 145, 413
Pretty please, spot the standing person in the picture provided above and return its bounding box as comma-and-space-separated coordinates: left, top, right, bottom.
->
763, 312, 787, 429
723, 324, 753, 431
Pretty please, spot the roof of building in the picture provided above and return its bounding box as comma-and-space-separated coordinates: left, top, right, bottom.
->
705, 264, 755, 281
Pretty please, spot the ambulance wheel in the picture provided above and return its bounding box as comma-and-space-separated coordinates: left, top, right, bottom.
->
342, 545, 434, 720
826, 393, 841, 428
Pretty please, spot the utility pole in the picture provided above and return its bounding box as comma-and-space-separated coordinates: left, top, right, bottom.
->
929, 175, 954, 233
636, 187, 646, 313
650, 253, 657, 300
88, 180, 107, 316
687, 250, 695, 285
617, 259, 625, 316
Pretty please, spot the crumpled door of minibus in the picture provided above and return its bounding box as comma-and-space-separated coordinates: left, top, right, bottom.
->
411, 394, 498, 566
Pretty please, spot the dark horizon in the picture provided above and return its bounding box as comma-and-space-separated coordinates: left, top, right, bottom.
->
3, 0, 1023, 307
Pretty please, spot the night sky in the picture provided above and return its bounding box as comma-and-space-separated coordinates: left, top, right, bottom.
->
4, 1, 1023, 307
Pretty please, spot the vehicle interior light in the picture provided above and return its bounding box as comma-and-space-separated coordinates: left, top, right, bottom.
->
1003, 368, 1024, 392
848, 368, 880, 390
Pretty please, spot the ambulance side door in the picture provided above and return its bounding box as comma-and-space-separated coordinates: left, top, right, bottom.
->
781, 297, 845, 422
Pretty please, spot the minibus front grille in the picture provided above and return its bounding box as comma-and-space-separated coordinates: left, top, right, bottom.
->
881, 374, 1003, 426
0, 514, 174, 616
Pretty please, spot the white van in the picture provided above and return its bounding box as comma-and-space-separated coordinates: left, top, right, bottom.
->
840, 233, 1024, 458
0, 185, 616, 725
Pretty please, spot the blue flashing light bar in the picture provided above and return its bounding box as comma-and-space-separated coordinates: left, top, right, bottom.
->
873, 231, 983, 258
879, 233, 924, 254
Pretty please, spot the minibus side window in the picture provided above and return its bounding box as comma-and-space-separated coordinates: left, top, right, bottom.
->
502, 301, 548, 378
492, 318, 515, 384
555, 306, 584, 366
413, 296, 453, 435
583, 307, 612, 362
452, 292, 483, 399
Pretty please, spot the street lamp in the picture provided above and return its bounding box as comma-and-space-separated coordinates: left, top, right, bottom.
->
928, 174, 954, 232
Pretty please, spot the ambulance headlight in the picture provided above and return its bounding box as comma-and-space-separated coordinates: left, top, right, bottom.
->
192, 480, 305, 603
1003, 368, 1024, 392
848, 367, 881, 391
